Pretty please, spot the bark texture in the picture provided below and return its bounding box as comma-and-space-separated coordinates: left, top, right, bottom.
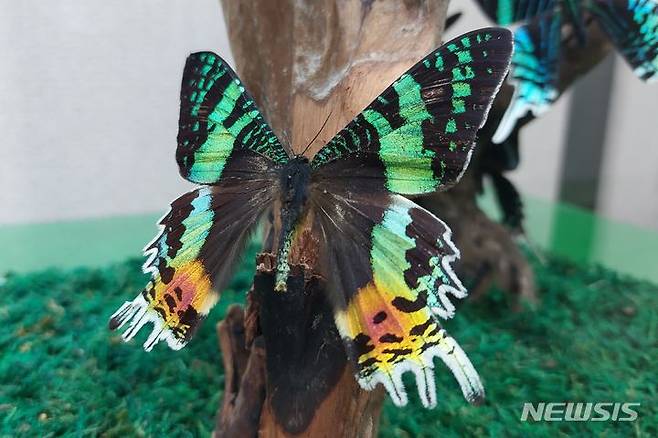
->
216, 1, 449, 436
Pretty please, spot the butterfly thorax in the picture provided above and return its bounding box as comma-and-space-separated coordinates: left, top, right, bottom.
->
274, 155, 312, 291
279, 155, 312, 213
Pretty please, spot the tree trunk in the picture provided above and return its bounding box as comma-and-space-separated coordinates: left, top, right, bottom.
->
215, 1, 449, 436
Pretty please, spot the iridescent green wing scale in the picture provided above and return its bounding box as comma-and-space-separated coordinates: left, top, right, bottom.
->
177, 52, 290, 184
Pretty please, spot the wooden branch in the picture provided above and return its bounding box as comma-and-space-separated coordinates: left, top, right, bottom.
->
215, 1, 450, 436
258, 367, 385, 438
215, 253, 385, 437
215, 313, 266, 437
216, 305, 251, 423
254, 255, 384, 436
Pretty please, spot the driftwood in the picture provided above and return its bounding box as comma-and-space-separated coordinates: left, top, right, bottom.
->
215, 1, 450, 436
216, 254, 382, 437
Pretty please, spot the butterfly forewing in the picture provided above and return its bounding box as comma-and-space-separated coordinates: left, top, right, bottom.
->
588, 0, 658, 82
474, 0, 559, 25
177, 52, 289, 184
493, 9, 562, 143
311, 28, 514, 196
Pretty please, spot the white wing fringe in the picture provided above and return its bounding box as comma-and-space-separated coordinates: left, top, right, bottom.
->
110, 294, 186, 351
357, 329, 484, 408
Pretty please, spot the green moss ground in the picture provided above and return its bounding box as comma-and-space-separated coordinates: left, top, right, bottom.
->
1, 249, 656, 437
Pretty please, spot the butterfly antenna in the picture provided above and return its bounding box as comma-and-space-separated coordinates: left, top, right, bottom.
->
300, 111, 333, 157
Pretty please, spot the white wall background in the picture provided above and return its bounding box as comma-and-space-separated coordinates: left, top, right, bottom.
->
0, 0, 231, 224
1, 1, 657, 230
599, 65, 658, 229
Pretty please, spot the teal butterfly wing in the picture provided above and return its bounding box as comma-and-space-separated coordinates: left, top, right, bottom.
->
474, 0, 558, 25
110, 52, 286, 350
176, 52, 289, 184
588, 0, 658, 82
311, 28, 514, 196
485, 0, 658, 143
493, 10, 563, 143
308, 28, 513, 407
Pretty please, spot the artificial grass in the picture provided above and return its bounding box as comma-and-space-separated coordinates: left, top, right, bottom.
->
1, 249, 656, 437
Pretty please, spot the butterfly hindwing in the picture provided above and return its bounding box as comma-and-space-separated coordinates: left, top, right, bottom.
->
177, 52, 289, 184
312, 190, 482, 407
110, 179, 275, 350
493, 10, 562, 143
588, 0, 658, 82
310, 28, 513, 196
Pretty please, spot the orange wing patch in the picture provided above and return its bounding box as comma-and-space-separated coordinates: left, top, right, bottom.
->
110, 259, 217, 351
335, 280, 483, 408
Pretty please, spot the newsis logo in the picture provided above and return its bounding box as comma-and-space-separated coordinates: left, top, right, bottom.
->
520, 402, 640, 422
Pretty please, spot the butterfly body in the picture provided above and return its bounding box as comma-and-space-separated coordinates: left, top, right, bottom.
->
110, 28, 513, 408
274, 155, 313, 291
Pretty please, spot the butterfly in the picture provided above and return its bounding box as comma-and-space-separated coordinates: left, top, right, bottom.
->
474, 0, 658, 143
109, 28, 513, 408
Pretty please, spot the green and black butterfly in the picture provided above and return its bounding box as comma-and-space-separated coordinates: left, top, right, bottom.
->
110, 28, 513, 408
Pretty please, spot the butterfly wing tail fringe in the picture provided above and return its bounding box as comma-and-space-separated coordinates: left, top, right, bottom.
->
433, 330, 485, 406
109, 293, 186, 351
354, 328, 484, 408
